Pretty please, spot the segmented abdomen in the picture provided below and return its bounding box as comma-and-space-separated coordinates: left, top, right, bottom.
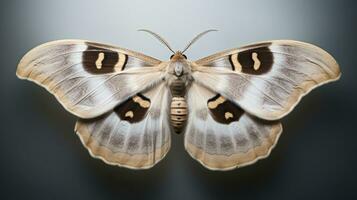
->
170, 97, 188, 133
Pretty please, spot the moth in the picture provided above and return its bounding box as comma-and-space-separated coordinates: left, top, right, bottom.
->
17, 29, 341, 170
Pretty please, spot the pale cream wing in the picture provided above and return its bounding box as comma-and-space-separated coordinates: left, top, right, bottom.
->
193, 40, 341, 120
17, 39, 165, 119
184, 83, 282, 170
75, 82, 171, 169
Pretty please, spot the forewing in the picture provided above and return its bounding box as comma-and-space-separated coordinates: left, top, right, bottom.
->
184, 83, 282, 170
193, 40, 341, 120
17, 40, 165, 118
75, 82, 171, 169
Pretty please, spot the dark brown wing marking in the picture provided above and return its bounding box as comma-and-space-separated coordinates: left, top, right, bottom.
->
114, 93, 151, 123
207, 94, 244, 124
83, 42, 128, 74
229, 42, 273, 75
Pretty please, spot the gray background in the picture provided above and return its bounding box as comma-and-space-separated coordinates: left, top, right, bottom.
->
1, 0, 356, 199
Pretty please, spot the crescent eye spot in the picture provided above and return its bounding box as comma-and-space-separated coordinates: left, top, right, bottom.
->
83, 42, 128, 74
207, 94, 244, 124
114, 93, 151, 123
228, 44, 273, 75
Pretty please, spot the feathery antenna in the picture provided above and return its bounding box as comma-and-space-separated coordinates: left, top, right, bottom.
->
138, 29, 175, 54
181, 29, 218, 53
138, 29, 218, 55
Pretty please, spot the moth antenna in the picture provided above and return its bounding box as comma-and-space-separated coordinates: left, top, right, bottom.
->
138, 29, 175, 54
181, 29, 218, 53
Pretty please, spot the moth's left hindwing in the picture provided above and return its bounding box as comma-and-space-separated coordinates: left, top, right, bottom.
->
75, 83, 171, 169
17, 40, 164, 119
17, 40, 170, 169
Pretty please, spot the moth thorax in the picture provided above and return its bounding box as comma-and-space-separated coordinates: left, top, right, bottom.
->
169, 78, 186, 97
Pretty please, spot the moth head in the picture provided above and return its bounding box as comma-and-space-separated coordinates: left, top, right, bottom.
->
166, 54, 191, 79
169, 54, 189, 77
170, 51, 187, 61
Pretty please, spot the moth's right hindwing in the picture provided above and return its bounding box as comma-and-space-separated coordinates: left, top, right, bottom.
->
17, 40, 164, 119
184, 83, 282, 170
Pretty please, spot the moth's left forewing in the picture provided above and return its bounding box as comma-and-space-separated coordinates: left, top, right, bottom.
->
193, 40, 341, 120
17, 40, 165, 119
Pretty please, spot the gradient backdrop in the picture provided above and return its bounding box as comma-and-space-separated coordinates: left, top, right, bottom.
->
1, 0, 356, 199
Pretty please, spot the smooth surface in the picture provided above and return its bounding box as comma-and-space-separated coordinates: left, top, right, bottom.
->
1, 0, 356, 199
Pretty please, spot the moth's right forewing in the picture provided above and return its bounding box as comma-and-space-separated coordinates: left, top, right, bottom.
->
17, 40, 165, 119
193, 40, 341, 120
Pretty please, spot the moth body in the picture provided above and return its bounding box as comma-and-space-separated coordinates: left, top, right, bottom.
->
167, 52, 191, 133
170, 96, 188, 133
169, 78, 188, 133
